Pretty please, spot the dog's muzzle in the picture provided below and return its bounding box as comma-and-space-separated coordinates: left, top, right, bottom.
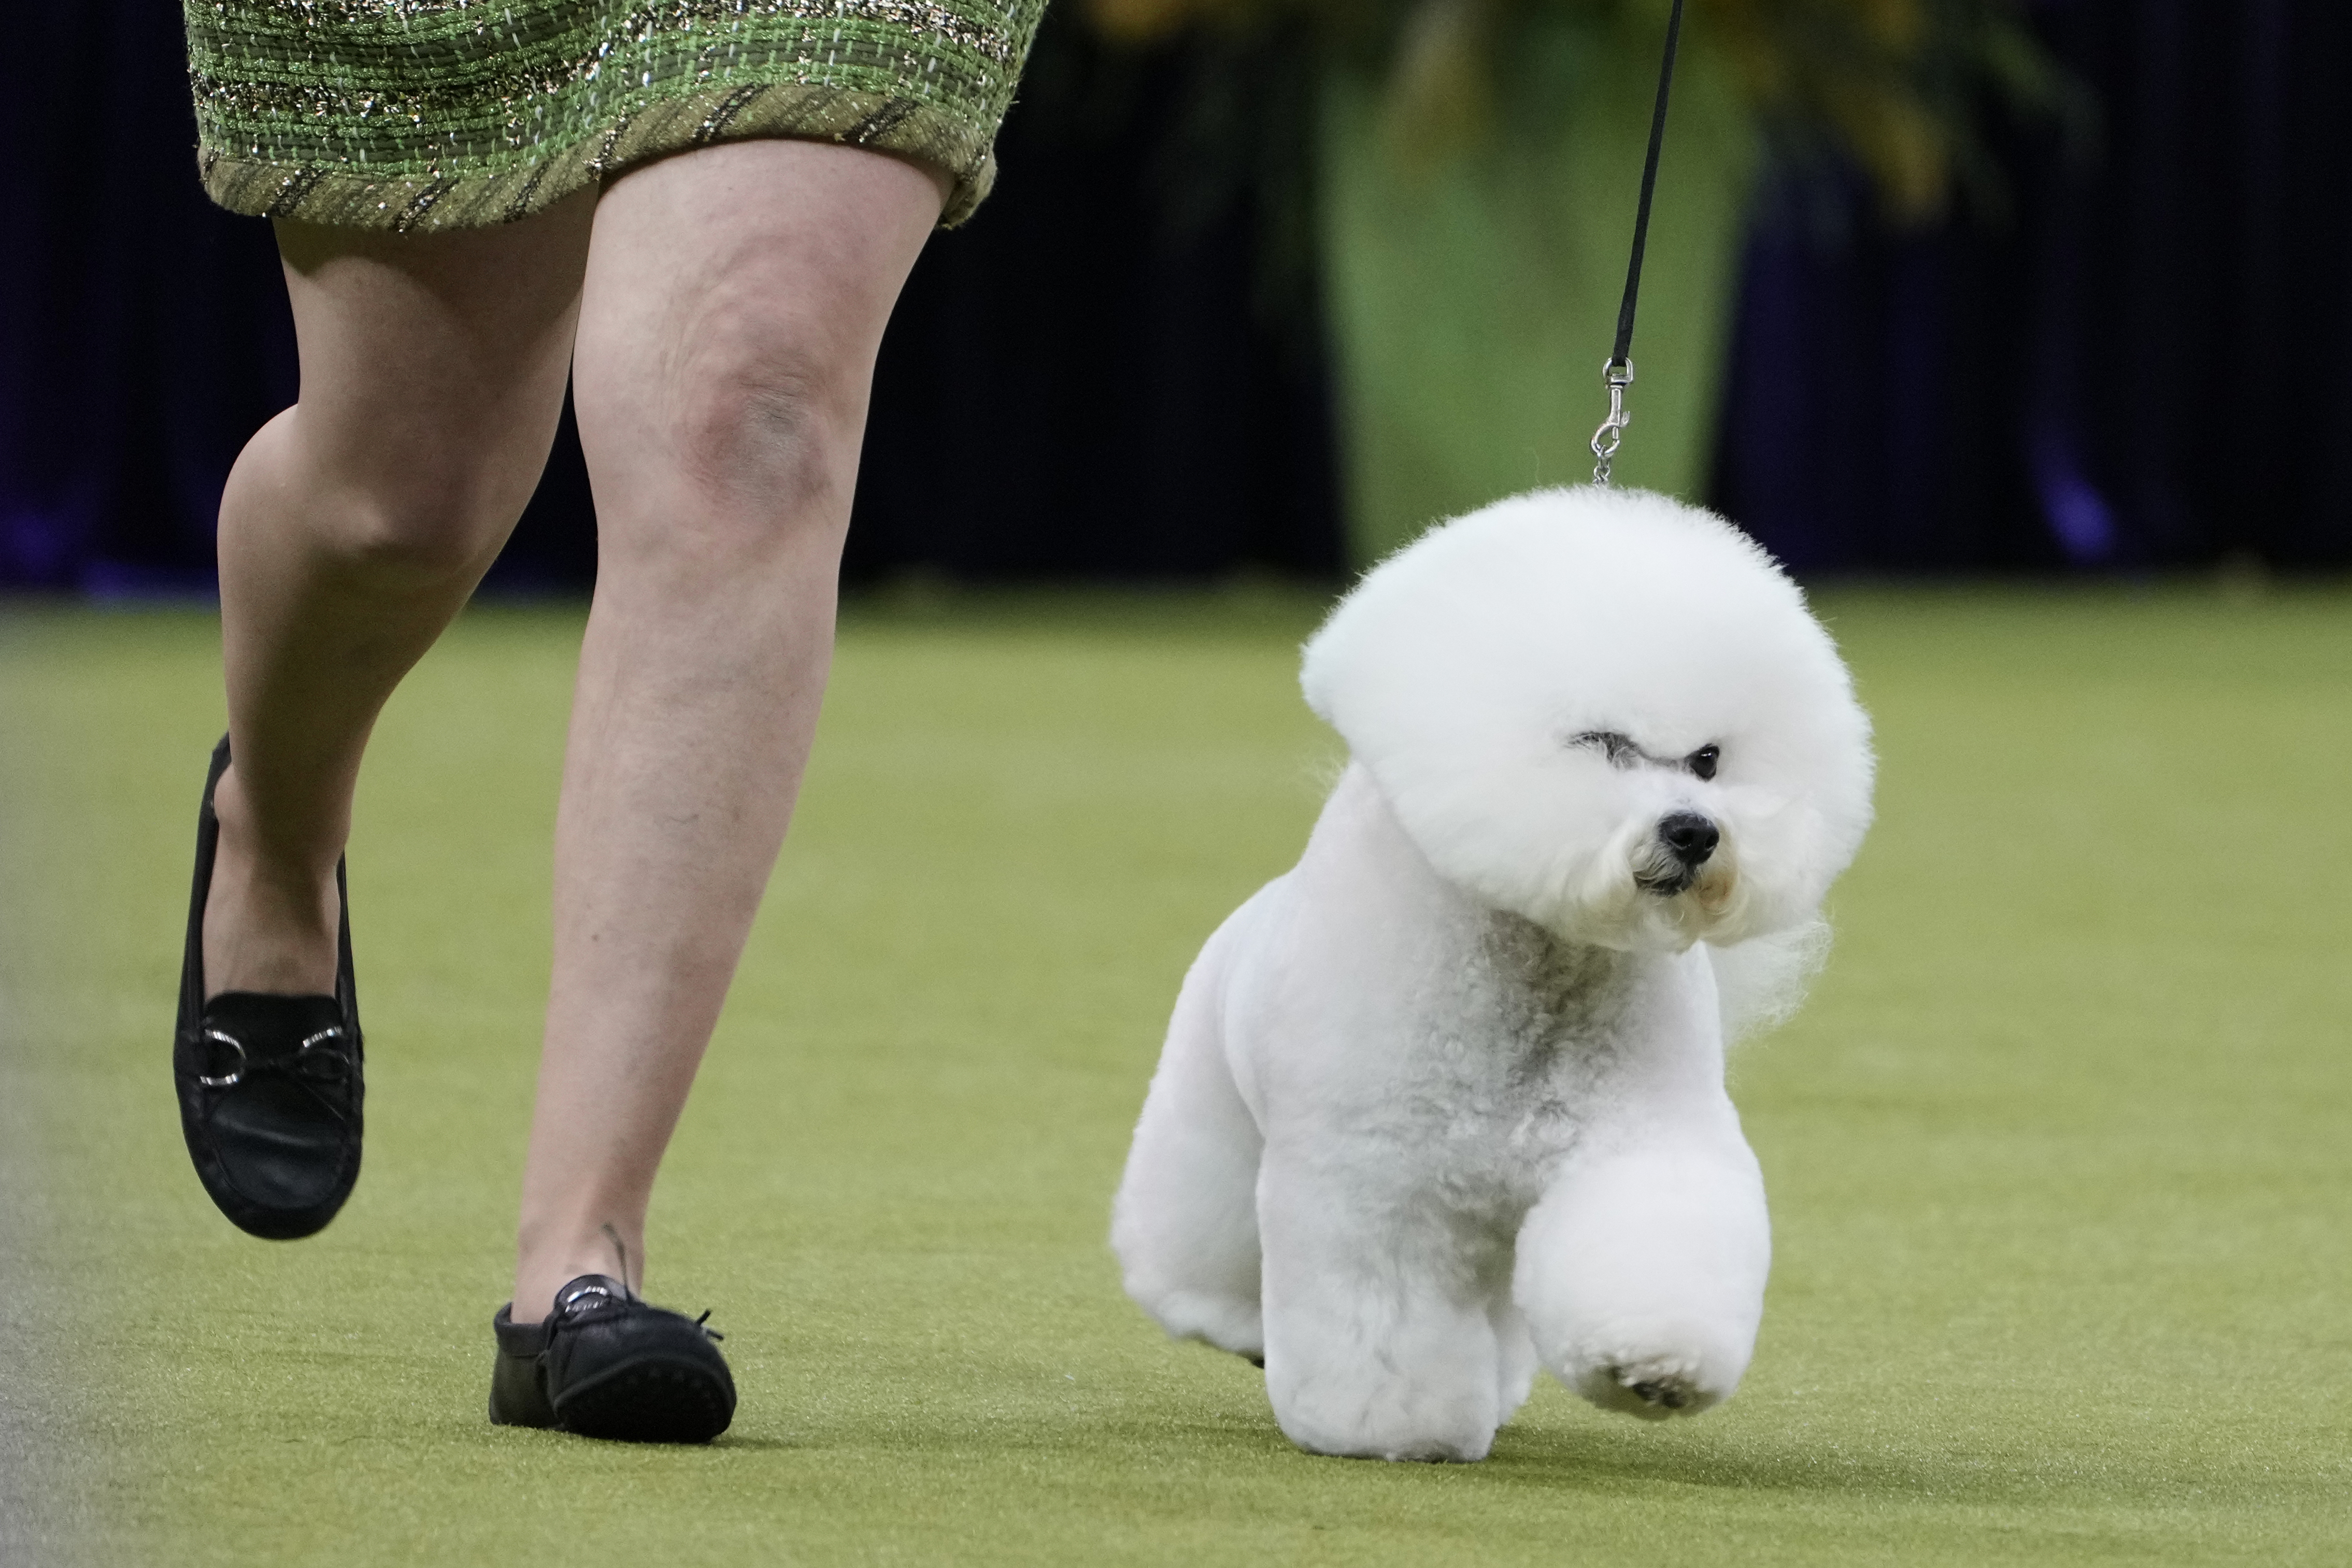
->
1635, 811, 1720, 896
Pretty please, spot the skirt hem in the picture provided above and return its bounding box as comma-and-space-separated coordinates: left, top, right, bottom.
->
196, 80, 998, 233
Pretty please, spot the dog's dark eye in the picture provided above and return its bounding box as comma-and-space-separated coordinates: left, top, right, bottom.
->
1688, 745, 1720, 781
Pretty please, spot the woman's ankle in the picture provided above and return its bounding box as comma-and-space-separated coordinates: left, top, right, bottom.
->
201, 764, 344, 998
513, 1220, 646, 1320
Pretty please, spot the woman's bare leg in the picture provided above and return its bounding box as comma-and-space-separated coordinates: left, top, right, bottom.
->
510, 141, 944, 1316
206, 195, 595, 999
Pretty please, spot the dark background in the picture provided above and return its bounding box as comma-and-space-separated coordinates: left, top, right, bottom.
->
2, 0, 2345, 593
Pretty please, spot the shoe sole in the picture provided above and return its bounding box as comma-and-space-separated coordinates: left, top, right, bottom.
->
554, 1354, 734, 1443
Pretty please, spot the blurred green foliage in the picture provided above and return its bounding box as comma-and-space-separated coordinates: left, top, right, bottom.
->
1080, 0, 2071, 221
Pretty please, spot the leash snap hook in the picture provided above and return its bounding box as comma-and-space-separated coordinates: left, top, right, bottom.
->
1591, 358, 1634, 485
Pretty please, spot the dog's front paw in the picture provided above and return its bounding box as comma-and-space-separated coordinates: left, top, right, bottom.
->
1556, 1328, 1744, 1421
1578, 1352, 1713, 1419
1269, 1362, 1501, 1462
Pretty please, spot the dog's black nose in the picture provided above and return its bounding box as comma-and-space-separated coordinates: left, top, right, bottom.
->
1658, 812, 1719, 868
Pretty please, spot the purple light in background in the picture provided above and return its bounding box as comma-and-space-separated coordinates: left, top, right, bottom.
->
2028, 424, 2118, 565
2, 508, 82, 589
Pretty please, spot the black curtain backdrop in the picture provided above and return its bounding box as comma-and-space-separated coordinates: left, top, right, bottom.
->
1715, 0, 2352, 573
3, 0, 2346, 593
840, 20, 1343, 582
1, 0, 296, 591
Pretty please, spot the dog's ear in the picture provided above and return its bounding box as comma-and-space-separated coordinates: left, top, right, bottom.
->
1706, 922, 1831, 1044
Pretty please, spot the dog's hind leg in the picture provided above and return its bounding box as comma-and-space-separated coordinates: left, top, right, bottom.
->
1111, 891, 1272, 1361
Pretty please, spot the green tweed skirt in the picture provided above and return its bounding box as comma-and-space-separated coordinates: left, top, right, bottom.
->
184, 0, 1048, 233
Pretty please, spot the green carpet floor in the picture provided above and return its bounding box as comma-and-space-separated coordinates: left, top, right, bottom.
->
2, 585, 2347, 1565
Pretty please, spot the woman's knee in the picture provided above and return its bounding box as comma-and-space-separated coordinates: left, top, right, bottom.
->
671, 351, 854, 518
267, 410, 551, 589
320, 487, 514, 588
582, 327, 867, 571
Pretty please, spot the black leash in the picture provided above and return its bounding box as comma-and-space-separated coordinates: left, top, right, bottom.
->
1591, 0, 1688, 486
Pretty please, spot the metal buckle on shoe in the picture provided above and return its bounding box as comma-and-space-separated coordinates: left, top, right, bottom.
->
197, 1028, 247, 1089
196, 1023, 345, 1089
296, 1025, 348, 1082
557, 1280, 618, 1317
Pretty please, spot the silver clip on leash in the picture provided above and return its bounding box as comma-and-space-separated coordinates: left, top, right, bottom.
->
1591, 0, 1687, 486
1591, 361, 1634, 484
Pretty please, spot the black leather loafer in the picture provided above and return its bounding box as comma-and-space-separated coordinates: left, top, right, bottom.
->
172, 735, 364, 1240
490, 1275, 736, 1443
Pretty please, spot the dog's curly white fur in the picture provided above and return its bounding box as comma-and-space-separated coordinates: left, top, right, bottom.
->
1111, 486, 1874, 1461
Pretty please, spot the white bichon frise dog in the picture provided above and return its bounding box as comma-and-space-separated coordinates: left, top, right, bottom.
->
1110, 485, 1874, 1462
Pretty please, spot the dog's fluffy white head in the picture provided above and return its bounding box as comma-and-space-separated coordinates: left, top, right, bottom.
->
1301, 487, 1874, 951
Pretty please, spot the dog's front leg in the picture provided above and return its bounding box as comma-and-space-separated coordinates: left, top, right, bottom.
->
1512, 978, 1771, 1419
1258, 1154, 1507, 1462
